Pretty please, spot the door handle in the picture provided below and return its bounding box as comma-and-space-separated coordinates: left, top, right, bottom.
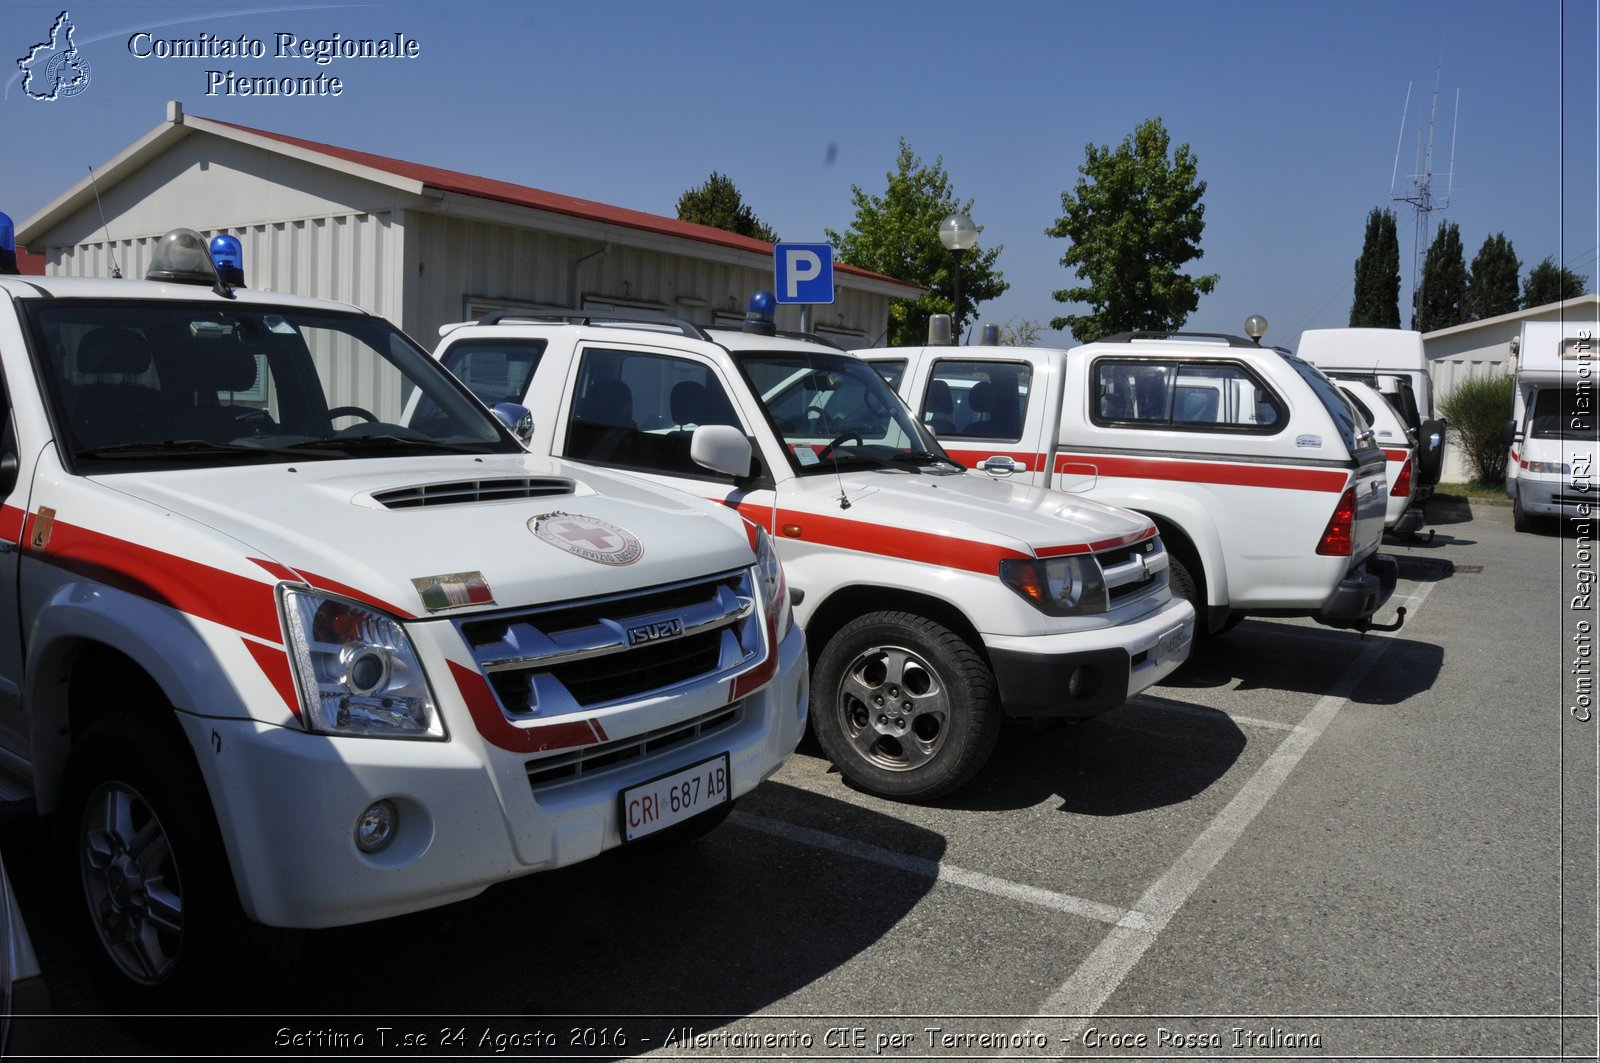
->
980, 456, 1024, 475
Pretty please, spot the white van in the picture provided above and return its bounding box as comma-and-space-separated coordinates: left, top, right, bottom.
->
1298, 328, 1445, 495
1505, 322, 1598, 531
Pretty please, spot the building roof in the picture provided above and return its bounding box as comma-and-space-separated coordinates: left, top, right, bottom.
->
20, 101, 922, 298
1422, 292, 1599, 341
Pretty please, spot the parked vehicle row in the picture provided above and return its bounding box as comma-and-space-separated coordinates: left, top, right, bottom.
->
857, 331, 1405, 636
0, 224, 1433, 1011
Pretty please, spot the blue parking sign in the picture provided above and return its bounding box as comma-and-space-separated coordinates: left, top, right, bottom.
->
774, 243, 835, 304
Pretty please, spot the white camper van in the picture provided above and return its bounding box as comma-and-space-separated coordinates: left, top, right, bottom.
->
1298, 328, 1445, 496
1504, 322, 1598, 531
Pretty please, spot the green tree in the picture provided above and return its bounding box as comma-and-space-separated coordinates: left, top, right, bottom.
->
1045, 117, 1219, 341
1349, 208, 1401, 327
1412, 221, 1468, 332
1521, 257, 1588, 308
826, 138, 1006, 345
1464, 232, 1521, 320
675, 171, 779, 243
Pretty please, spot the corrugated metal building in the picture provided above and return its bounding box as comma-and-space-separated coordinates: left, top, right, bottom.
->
17, 101, 920, 346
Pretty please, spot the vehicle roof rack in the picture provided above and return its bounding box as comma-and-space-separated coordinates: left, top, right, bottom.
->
1100, 330, 1260, 349
471, 311, 712, 341
702, 324, 848, 351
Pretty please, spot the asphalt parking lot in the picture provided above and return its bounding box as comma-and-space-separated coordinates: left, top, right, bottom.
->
4, 498, 1595, 1060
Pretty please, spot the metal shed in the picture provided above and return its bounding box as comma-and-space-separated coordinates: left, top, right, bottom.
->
17, 101, 920, 346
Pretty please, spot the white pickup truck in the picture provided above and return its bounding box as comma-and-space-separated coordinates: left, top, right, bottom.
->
860, 332, 1400, 636
432, 302, 1195, 803
0, 230, 806, 1004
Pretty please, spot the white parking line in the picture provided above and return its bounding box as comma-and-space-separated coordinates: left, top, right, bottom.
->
1033, 582, 1436, 1021
728, 811, 1129, 925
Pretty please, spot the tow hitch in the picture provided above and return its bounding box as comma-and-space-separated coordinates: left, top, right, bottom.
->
1360, 605, 1407, 634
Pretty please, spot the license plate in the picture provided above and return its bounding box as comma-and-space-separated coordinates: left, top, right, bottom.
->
1154, 623, 1190, 664
619, 753, 730, 842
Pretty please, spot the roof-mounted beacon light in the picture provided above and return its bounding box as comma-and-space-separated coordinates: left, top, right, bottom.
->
743, 290, 777, 336
0, 212, 17, 276
209, 234, 245, 288
146, 228, 236, 298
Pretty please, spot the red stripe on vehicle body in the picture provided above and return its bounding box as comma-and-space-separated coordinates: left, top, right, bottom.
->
242, 639, 301, 716
0, 504, 24, 543
33, 519, 283, 643
1054, 452, 1349, 492
735, 502, 1154, 570
448, 660, 604, 754
1382, 448, 1409, 463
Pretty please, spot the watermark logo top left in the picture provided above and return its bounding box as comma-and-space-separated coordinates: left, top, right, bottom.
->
17, 10, 91, 101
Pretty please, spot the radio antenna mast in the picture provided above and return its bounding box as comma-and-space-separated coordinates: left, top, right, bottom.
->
1390, 51, 1459, 326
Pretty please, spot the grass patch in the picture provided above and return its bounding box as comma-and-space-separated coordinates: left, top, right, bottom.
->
1433, 480, 1508, 504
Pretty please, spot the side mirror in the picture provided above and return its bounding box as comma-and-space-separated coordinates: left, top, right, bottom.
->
1499, 419, 1518, 447
690, 424, 752, 478
492, 402, 534, 445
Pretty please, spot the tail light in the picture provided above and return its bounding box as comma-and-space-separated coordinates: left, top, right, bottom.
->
1316, 488, 1356, 556
1389, 457, 1414, 498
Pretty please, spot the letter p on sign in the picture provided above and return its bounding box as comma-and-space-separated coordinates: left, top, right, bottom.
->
774, 243, 835, 304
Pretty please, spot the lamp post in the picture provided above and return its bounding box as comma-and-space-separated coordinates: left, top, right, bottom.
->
939, 212, 980, 343
1244, 315, 1269, 345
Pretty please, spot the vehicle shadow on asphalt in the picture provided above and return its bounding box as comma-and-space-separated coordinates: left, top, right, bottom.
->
1, 784, 938, 1057
1163, 620, 1445, 705
939, 706, 1247, 816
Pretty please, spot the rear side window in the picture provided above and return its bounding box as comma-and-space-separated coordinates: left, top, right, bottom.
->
924, 359, 1032, 442
1287, 358, 1365, 453
1092, 359, 1283, 432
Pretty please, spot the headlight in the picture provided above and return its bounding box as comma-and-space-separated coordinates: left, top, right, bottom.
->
1524, 459, 1570, 475
999, 555, 1109, 616
752, 526, 791, 641
280, 586, 444, 739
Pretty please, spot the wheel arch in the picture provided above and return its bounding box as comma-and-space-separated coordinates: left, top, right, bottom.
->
803, 584, 987, 670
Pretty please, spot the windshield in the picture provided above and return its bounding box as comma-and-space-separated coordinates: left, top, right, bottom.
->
23, 300, 519, 469
735, 350, 955, 474
1529, 387, 1594, 440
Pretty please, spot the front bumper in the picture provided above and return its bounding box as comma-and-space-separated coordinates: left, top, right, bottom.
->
1518, 475, 1589, 518
1314, 554, 1398, 629
982, 596, 1195, 718
186, 621, 809, 929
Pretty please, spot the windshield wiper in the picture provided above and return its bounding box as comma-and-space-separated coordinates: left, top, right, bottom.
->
75, 439, 344, 460
284, 435, 497, 455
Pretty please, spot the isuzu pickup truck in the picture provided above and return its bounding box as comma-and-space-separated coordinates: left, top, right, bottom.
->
860, 332, 1399, 636
433, 301, 1195, 802
0, 229, 806, 1004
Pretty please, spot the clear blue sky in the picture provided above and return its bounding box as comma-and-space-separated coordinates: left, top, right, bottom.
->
4, 0, 1596, 349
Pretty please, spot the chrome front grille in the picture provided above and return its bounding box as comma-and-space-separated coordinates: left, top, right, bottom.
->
454, 568, 761, 716
1098, 537, 1168, 605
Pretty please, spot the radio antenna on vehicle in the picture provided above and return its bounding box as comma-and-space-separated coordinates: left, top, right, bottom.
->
87, 165, 122, 279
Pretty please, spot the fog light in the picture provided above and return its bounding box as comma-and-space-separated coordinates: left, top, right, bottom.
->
355, 800, 398, 853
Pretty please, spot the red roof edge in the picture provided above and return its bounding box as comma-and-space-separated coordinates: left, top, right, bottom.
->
201, 117, 920, 293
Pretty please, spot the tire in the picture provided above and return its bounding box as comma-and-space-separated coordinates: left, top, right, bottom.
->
56, 716, 300, 1009
1168, 554, 1199, 613
1513, 487, 1531, 533
811, 611, 999, 802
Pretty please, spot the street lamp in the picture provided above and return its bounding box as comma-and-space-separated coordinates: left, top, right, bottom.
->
939, 212, 980, 343
1244, 315, 1269, 345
